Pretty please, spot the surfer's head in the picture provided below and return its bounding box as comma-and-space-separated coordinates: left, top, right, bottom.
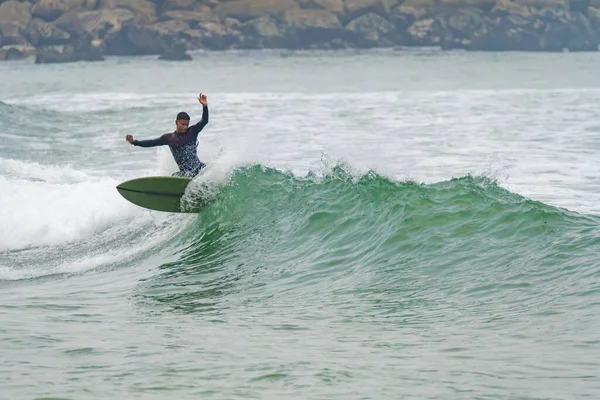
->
175, 112, 190, 133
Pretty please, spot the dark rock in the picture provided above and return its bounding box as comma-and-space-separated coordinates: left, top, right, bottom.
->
463, 2, 599, 51
162, 10, 218, 28
345, 12, 399, 47
197, 0, 219, 6
158, 41, 192, 59
341, 0, 397, 24
34, 33, 103, 62
25, 18, 71, 46
0, 43, 35, 60
2, 0, 600, 62
214, 0, 300, 22
153, 18, 194, 46
406, 17, 446, 46
570, 0, 590, 13
161, 0, 197, 13
280, 8, 342, 29
0, 0, 32, 45
102, 22, 165, 55
31, 0, 86, 22
589, 6, 600, 26
77, 8, 135, 41
277, 9, 347, 48
540, 9, 597, 50
438, 0, 496, 12
239, 15, 285, 48
103, 18, 222, 55
97, 0, 157, 24
196, 19, 242, 49
389, 1, 433, 34
328, 37, 351, 47
297, 0, 344, 14
53, 10, 85, 36
437, 8, 487, 49
35, 44, 76, 62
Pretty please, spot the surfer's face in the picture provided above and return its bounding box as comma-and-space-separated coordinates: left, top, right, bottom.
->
176, 118, 189, 133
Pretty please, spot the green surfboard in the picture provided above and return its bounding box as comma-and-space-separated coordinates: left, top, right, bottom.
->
116, 176, 200, 213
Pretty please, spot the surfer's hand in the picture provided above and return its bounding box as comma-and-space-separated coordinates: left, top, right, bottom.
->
126, 134, 134, 144
198, 93, 207, 106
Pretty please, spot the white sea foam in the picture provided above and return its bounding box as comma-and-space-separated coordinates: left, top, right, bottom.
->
0, 173, 138, 252
0, 169, 195, 280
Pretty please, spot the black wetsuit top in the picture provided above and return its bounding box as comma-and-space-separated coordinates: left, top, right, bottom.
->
132, 105, 208, 177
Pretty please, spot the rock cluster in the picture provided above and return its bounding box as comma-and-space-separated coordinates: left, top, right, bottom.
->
0, 0, 599, 62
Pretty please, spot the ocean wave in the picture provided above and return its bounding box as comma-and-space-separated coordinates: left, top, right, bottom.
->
137, 164, 600, 313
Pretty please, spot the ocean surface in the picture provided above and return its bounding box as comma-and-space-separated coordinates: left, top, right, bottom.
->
1, 49, 600, 399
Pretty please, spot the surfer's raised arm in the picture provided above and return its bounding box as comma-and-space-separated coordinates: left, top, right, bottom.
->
190, 93, 209, 136
125, 134, 168, 147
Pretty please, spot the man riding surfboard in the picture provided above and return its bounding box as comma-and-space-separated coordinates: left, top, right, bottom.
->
125, 93, 209, 178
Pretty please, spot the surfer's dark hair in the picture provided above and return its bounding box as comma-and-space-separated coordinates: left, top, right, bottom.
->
176, 112, 190, 121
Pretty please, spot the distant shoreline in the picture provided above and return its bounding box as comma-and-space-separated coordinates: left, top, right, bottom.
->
2, 45, 600, 65
1, 0, 599, 63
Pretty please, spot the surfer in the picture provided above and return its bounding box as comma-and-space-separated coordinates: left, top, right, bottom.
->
125, 93, 209, 178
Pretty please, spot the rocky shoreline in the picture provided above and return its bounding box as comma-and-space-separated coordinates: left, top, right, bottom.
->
0, 0, 599, 63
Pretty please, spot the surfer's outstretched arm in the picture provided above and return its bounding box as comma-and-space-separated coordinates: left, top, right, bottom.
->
125, 134, 168, 147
